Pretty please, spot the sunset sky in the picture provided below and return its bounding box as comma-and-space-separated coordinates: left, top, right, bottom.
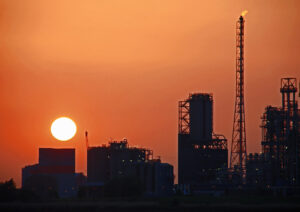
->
0, 0, 299, 187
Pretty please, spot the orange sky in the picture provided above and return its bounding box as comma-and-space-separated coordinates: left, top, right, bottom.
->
0, 0, 299, 187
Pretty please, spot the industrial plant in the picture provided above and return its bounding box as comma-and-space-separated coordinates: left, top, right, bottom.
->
177, 13, 300, 195
22, 140, 173, 198
247, 78, 300, 188
20, 13, 300, 199
22, 148, 85, 198
87, 138, 174, 196
178, 93, 228, 190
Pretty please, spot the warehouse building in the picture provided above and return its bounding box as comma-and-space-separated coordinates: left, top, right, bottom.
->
22, 148, 85, 198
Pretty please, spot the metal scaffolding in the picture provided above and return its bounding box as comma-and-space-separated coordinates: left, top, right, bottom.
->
178, 93, 228, 186
261, 78, 300, 185
230, 15, 247, 180
178, 100, 190, 135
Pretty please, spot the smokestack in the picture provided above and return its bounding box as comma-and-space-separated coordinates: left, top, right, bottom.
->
230, 12, 247, 182
85, 131, 89, 149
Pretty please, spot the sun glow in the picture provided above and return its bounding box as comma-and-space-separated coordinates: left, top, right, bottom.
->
51, 117, 77, 141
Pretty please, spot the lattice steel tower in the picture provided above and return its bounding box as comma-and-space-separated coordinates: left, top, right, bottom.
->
230, 15, 247, 177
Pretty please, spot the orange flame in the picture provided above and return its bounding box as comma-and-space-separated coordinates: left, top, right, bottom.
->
241, 10, 248, 17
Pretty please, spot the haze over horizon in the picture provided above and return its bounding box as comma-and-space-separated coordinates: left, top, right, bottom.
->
0, 0, 299, 187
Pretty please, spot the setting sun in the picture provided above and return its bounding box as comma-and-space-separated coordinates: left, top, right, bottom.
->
50, 117, 77, 141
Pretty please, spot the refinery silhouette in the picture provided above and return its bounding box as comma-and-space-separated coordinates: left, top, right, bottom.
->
16, 13, 300, 199
0, 10, 300, 212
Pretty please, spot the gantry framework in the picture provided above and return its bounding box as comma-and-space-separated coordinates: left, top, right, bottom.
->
178, 94, 227, 150
178, 93, 228, 186
178, 99, 190, 135
261, 78, 299, 185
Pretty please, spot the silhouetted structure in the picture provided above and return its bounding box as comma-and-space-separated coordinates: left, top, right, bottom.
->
230, 15, 247, 181
135, 159, 174, 196
246, 78, 300, 188
87, 139, 152, 183
22, 148, 85, 198
178, 93, 228, 189
87, 139, 173, 196
260, 78, 300, 186
246, 153, 265, 186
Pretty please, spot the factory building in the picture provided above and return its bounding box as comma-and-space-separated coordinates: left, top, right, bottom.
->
178, 93, 228, 188
261, 78, 300, 186
87, 139, 152, 183
246, 78, 300, 187
87, 139, 174, 196
134, 159, 174, 196
246, 153, 265, 186
22, 148, 85, 198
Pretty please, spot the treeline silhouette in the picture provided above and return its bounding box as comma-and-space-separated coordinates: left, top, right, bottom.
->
0, 177, 144, 202
0, 179, 37, 202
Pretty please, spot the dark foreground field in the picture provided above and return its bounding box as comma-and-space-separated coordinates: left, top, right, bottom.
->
1, 196, 300, 212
